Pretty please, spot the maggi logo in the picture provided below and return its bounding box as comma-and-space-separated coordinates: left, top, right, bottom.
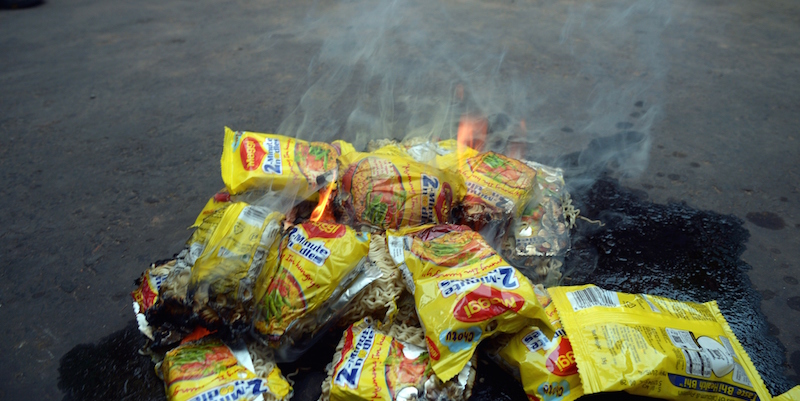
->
246, 140, 256, 169
556, 351, 575, 371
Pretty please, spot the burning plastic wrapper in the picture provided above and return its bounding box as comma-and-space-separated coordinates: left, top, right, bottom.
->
320, 318, 476, 401
486, 285, 583, 401
252, 221, 381, 362
502, 161, 573, 285
132, 259, 185, 344
387, 224, 554, 382
158, 334, 292, 401
132, 202, 285, 347
188, 203, 284, 336
335, 151, 466, 230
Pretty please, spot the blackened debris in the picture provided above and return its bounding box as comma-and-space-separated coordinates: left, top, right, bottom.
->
58, 321, 165, 401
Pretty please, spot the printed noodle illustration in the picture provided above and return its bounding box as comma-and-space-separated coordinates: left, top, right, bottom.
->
294, 141, 338, 186
341, 156, 407, 228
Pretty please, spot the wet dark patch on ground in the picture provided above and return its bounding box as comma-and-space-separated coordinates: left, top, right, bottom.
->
746, 211, 786, 230
783, 276, 798, 285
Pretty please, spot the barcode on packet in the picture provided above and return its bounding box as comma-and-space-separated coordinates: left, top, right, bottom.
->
566, 286, 620, 311
666, 328, 700, 351
732, 363, 753, 387
682, 349, 711, 378
240, 206, 268, 227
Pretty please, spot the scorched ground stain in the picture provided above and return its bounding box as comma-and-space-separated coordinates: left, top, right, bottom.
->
57, 176, 795, 400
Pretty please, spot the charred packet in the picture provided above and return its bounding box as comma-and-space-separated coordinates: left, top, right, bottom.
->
320, 318, 477, 401
502, 161, 571, 285
187, 202, 284, 338
335, 151, 466, 230
132, 259, 192, 346
456, 152, 538, 234
158, 333, 292, 401
252, 221, 380, 362
386, 224, 553, 382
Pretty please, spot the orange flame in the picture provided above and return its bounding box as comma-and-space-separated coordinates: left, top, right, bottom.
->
309, 184, 335, 222
457, 113, 488, 166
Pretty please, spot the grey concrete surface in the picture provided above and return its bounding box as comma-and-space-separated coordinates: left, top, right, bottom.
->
1, 0, 798, 399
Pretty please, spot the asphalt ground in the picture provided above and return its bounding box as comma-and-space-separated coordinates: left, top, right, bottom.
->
1, 0, 799, 399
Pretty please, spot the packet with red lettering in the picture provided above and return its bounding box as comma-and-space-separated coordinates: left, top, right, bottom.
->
488, 286, 583, 401
386, 224, 553, 382
368, 138, 478, 173
221, 127, 343, 196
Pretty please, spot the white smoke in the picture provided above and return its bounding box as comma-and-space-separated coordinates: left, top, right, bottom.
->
275, 0, 678, 176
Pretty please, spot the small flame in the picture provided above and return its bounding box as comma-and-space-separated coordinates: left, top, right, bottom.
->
457, 113, 488, 166
309, 184, 335, 222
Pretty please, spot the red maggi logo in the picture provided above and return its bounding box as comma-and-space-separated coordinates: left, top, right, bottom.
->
240, 137, 266, 171
453, 285, 524, 323
303, 221, 346, 239
545, 339, 578, 376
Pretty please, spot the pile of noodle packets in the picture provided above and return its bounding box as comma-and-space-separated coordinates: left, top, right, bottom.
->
130, 127, 798, 401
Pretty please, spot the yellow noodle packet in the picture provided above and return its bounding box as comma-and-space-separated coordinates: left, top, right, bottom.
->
773, 386, 800, 400
336, 152, 466, 230
388, 224, 552, 382
160, 336, 291, 401
458, 152, 538, 224
326, 318, 476, 401
191, 189, 232, 228
221, 127, 343, 195
497, 286, 583, 401
329, 318, 433, 401
549, 285, 771, 401
253, 222, 371, 341
188, 203, 284, 328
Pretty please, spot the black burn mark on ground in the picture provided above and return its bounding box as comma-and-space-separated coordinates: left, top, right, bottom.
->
58, 322, 164, 401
